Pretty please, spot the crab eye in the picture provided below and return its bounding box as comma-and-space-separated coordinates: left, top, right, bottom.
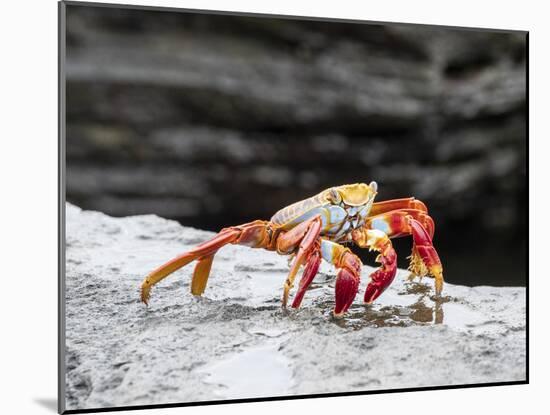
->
369, 181, 378, 193
327, 189, 342, 204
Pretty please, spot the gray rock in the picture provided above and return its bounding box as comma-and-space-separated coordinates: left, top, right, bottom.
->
64, 203, 526, 410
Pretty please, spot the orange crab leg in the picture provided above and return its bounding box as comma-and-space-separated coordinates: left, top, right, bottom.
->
369, 197, 428, 217
364, 208, 443, 297
140, 220, 272, 305
190, 254, 215, 296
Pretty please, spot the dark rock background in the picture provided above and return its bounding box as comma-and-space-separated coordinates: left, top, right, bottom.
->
64, 4, 527, 286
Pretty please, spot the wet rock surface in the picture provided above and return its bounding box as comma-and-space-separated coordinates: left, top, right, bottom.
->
64, 204, 526, 410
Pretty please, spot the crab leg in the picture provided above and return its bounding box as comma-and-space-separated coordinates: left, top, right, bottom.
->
190, 254, 215, 296
408, 219, 443, 294
277, 215, 323, 307
364, 208, 443, 296
368, 208, 435, 239
369, 197, 428, 217
291, 242, 321, 309
140, 220, 272, 305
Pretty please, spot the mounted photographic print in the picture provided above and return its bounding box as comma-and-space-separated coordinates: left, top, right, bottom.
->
58, 1, 528, 413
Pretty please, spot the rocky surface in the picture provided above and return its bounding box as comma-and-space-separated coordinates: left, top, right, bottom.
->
64, 204, 526, 411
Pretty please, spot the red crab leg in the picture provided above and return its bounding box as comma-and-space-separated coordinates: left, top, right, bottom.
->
291, 243, 321, 309
140, 220, 272, 305
369, 197, 428, 217
368, 208, 435, 239
363, 208, 443, 298
408, 219, 443, 294
351, 229, 397, 304
276, 215, 323, 307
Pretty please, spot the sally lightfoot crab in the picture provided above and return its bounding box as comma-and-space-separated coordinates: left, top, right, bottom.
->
140, 182, 443, 317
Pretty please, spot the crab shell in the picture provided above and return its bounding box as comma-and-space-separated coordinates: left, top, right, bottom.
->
270, 182, 378, 242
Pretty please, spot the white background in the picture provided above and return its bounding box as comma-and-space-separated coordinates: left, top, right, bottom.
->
0, 0, 543, 414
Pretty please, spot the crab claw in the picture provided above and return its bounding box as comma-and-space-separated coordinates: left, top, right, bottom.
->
334, 269, 360, 317
333, 251, 362, 317
352, 228, 398, 304
363, 258, 397, 303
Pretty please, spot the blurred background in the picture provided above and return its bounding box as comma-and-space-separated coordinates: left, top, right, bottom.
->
64, 4, 527, 287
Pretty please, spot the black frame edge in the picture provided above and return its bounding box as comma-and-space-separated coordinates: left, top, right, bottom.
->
62, 381, 528, 414
58, 1, 67, 414
525, 30, 530, 385
62, 0, 528, 34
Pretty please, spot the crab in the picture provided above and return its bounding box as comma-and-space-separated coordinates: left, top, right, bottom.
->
140, 182, 443, 317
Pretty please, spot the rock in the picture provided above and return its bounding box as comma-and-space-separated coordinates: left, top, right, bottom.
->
64, 6, 527, 240
64, 204, 526, 411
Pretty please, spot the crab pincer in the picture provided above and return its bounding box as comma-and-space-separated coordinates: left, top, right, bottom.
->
333, 250, 363, 317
